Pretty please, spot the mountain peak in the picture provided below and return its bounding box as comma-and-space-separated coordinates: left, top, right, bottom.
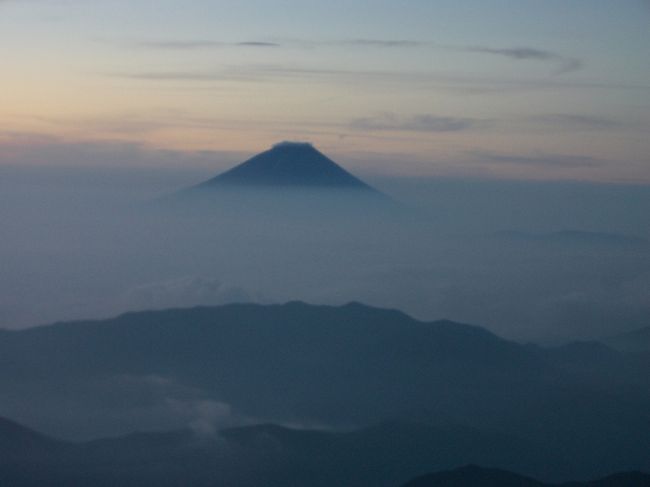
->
196, 142, 376, 191
271, 140, 315, 149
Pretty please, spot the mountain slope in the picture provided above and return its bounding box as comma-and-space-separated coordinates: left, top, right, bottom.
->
197, 141, 375, 191
0, 302, 649, 480
1, 418, 647, 487
0, 416, 64, 461
165, 142, 394, 217
403, 465, 545, 487
402, 465, 650, 487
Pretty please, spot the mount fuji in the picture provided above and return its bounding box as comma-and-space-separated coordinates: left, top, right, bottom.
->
169, 141, 394, 216
197, 141, 378, 192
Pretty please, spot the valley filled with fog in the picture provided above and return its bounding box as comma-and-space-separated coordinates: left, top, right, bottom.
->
1, 146, 649, 485
3, 1, 650, 485
1, 161, 648, 343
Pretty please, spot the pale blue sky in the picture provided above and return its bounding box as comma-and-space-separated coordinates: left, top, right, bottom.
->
1, 0, 649, 181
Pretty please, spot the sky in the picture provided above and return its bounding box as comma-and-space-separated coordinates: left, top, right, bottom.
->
1, 0, 650, 342
1, 0, 650, 181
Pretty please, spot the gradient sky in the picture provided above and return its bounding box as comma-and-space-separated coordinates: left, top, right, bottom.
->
1, 0, 649, 181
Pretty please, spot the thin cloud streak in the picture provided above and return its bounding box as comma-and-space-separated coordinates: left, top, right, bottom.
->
133, 40, 280, 50
236, 41, 280, 47
135, 37, 568, 55
529, 114, 623, 131
135, 40, 226, 49
472, 150, 601, 169
336, 39, 424, 48
109, 64, 650, 94
465, 47, 559, 60
133, 38, 425, 50
351, 113, 480, 133
460, 46, 583, 75
129, 37, 578, 73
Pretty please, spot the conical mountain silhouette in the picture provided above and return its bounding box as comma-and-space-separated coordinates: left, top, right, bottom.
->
196, 141, 377, 191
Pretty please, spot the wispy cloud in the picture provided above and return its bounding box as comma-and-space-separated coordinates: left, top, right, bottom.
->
114, 69, 261, 83
128, 36, 580, 74
0, 132, 244, 170
459, 46, 582, 74
133, 40, 280, 50
110, 64, 650, 95
464, 46, 557, 61
135, 37, 424, 50
136, 40, 225, 50
528, 113, 622, 131
23, 110, 281, 137
553, 58, 583, 75
337, 39, 423, 48
112, 65, 398, 83
472, 150, 601, 168
351, 113, 479, 133
122, 276, 256, 311
236, 41, 279, 47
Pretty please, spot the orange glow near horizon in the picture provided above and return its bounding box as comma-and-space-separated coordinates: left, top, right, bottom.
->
1, 1, 649, 183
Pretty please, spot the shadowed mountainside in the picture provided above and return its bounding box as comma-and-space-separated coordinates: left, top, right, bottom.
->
1, 417, 649, 487
0, 302, 649, 481
197, 141, 375, 190
401, 465, 650, 487
165, 142, 395, 216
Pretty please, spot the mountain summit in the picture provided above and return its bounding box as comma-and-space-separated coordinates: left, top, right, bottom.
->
166, 142, 395, 217
196, 141, 377, 191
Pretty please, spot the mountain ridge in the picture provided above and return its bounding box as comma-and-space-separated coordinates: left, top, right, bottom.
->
195, 141, 377, 191
164, 142, 396, 216
1, 416, 648, 487
401, 465, 650, 487
1, 302, 649, 480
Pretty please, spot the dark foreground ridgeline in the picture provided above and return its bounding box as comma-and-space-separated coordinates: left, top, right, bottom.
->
1, 302, 649, 483
1, 417, 649, 487
402, 465, 650, 487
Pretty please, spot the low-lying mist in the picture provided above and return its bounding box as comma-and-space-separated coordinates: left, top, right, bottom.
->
1, 164, 649, 343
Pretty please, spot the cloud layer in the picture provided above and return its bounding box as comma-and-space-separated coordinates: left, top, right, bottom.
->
351, 113, 479, 133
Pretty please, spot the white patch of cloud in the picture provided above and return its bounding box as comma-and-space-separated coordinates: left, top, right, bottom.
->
121, 276, 258, 312
109, 374, 241, 437
166, 398, 233, 437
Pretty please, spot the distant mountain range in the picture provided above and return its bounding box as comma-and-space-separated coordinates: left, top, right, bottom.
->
1, 302, 649, 481
166, 142, 394, 216
402, 465, 650, 487
1, 416, 648, 487
197, 141, 376, 191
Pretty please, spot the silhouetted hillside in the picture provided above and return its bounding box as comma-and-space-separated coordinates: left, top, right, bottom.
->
1, 302, 649, 480
402, 465, 650, 487
0, 417, 644, 487
403, 465, 544, 487
0, 416, 63, 461
1, 417, 648, 487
